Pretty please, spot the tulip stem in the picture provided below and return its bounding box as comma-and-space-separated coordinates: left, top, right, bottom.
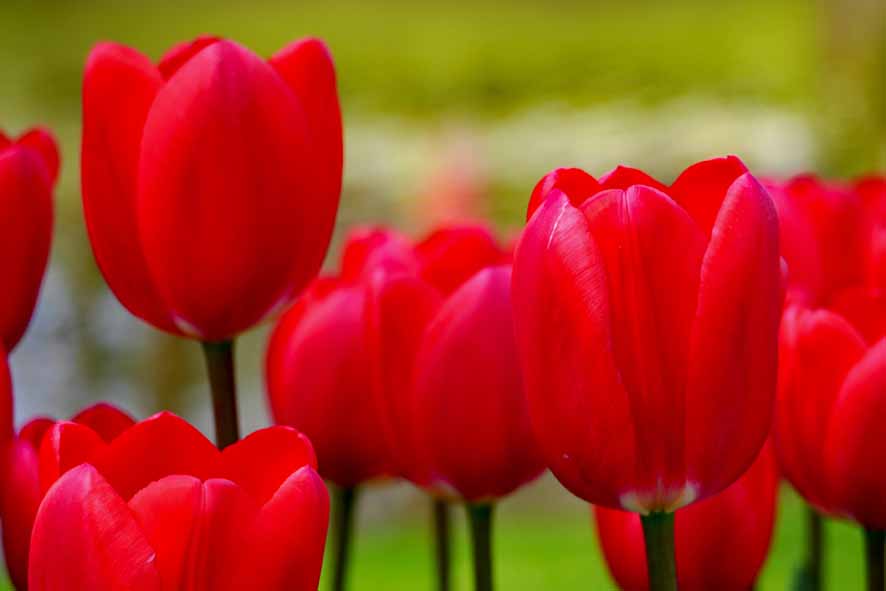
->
467, 503, 494, 591
640, 511, 678, 591
432, 498, 452, 591
200, 340, 240, 448
331, 486, 358, 591
799, 507, 824, 591
864, 528, 885, 591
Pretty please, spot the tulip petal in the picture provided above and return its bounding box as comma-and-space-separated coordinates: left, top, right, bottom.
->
414, 224, 504, 293
339, 227, 417, 280
229, 466, 329, 591
28, 464, 160, 591
580, 186, 706, 509
669, 155, 748, 236
38, 421, 107, 494
685, 173, 781, 499
97, 412, 222, 500
527, 167, 600, 220
414, 266, 543, 500
0, 147, 53, 350
513, 191, 634, 508
157, 35, 221, 79
81, 42, 177, 333
71, 402, 136, 443
19, 416, 54, 449
16, 127, 60, 186
269, 37, 343, 295
365, 268, 441, 482
128, 476, 257, 589
824, 339, 886, 529
222, 426, 317, 505
774, 306, 866, 511
598, 165, 667, 193
1, 438, 42, 590
138, 40, 316, 339
266, 286, 391, 486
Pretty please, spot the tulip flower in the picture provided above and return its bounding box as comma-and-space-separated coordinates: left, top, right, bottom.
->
776, 288, 886, 590
0, 127, 57, 351
512, 156, 781, 589
81, 36, 342, 448
0, 403, 135, 589
24, 411, 327, 591
594, 444, 779, 591
770, 173, 886, 591
267, 223, 530, 591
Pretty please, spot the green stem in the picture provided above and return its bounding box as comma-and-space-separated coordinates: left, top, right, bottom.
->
803, 507, 824, 591
865, 528, 885, 591
467, 503, 494, 591
640, 511, 678, 591
432, 498, 451, 591
331, 486, 358, 591
200, 340, 239, 448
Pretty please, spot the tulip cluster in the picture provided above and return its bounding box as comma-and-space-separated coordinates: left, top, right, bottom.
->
0, 27, 884, 591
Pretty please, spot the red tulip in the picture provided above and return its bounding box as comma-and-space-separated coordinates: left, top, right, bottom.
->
594, 444, 779, 591
855, 175, 886, 291
512, 156, 781, 512
0, 127, 57, 350
1, 403, 136, 589
764, 175, 862, 305
412, 263, 544, 500
266, 223, 539, 499
776, 288, 886, 529
266, 228, 437, 487
81, 36, 342, 341
25, 411, 327, 590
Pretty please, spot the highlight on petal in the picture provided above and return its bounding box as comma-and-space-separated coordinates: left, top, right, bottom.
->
28, 464, 160, 591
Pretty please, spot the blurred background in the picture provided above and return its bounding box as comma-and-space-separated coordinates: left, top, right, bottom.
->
1, 0, 884, 588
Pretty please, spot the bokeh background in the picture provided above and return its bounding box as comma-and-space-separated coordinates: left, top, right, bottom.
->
2, 0, 884, 588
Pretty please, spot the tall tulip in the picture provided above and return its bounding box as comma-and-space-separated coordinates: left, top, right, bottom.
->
26, 411, 327, 591
81, 36, 342, 447
412, 263, 544, 591
512, 157, 781, 589
594, 445, 779, 591
0, 403, 135, 589
0, 127, 57, 351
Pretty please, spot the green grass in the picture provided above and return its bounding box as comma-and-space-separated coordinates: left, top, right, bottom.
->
314, 480, 868, 590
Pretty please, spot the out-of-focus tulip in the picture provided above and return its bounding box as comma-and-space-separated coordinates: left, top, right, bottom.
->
764, 175, 861, 305
1, 403, 135, 589
594, 445, 779, 591
855, 175, 886, 291
412, 263, 544, 501
267, 228, 436, 487
25, 411, 327, 591
81, 36, 342, 341
776, 288, 886, 529
513, 156, 781, 513
0, 127, 57, 351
